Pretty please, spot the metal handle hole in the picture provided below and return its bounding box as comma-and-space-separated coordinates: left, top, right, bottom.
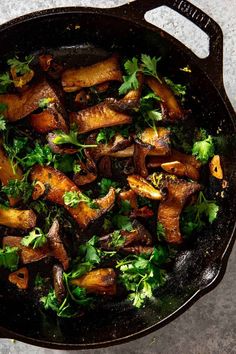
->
144, 6, 210, 59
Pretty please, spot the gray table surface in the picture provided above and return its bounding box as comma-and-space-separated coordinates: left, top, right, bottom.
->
0, 1, 235, 353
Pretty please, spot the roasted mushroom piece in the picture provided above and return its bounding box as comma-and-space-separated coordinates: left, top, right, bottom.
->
47, 219, 69, 270
157, 177, 201, 244
146, 77, 188, 121
0, 208, 36, 230
53, 264, 67, 304
0, 145, 23, 206
30, 105, 68, 134
71, 268, 116, 295
0, 79, 64, 122
127, 174, 164, 200
70, 101, 132, 134
30, 165, 115, 229
3, 236, 50, 264
8, 267, 29, 289
61, 55, 122, 92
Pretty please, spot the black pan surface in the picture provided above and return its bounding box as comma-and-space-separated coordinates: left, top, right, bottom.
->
0, 0, 235, 349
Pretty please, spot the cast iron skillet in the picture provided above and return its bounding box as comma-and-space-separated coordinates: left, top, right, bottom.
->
0, 0, 235, 349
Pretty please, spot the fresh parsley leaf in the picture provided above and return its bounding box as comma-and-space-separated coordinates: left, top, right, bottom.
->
96, 127, 116, 144
0, 103, 8, 113
63, 191, 98, 209
192, 135, 214, 164
21, 227, 47, 249
3, 136, 29, 173
139, 91, 162, 130
108, 230, 125, 248
164, 78, 186, 99
119, 57, 140, 95
2, 179, 33, 203
53, 154, 75, 173
181, 191, 219, 237
73, 162, 81, 174
137, 196, 152, 208
0, 72, 12, 93
112, 214, 133, 232
120, 200, 131, 214
52, 129, 97, 150
41, 289, 77, 318
0, 116, 6, 131
116, 246, 167, 308
0, 246, 19, 271
99, 178, 120, 197
7, 55, 34, 75
141, 54, 162, 82
22, 144, 53, 168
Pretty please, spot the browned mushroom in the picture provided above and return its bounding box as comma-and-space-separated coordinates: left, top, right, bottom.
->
147, 148, 201, 169
53, 264, 66, 304
121, 246, 154, 255
3, 236, 50, 264
47, 219, 69, 270
0, 79, 63, 122
61, 55, 122, 92
133, 139, 153, 178
70, 268, 116, 295
39, 54, 54, 71
130, 206, 154, 219
32, 181, 46, 200
157, 178, 201, 244
98, 156, 112, 178
70, 102, 132, 134
0, 208, 36, 230
30, 165, 115, 229
127, 175, 164, 200
119, 189, 138, 209
0, 145, 23, 206
161, 161, 199, 181
30, 106, 68, 134
146, 77, 187, 121
73, 157, 97, 186
8, 267, 29, 289
107, 73, 143, 111
74, 90, 91, 109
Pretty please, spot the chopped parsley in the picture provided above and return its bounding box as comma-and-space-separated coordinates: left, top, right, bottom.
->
7, 55, 34, 75
63, 190, 98, 209
192, 134, 215, 164
21, 227, 47, 249
0, 246, 19, 271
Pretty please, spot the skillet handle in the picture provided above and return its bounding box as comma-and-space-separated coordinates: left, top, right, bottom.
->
112, 0, 223, 91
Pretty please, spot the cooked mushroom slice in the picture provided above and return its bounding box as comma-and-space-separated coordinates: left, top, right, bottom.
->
53, 264, 66, 304
0, 145, 23, 206
146, 77, 187, 121
119, 189, 138, 209
30, 106, 68, 134
70, 268, 116, 295
0, 208, 36, 230
0, 79, 63, 122
131, 219, 153, 245
161, 161, 199, 181
134, 139, 152, 178
98, 156, 112, 178
87, 133, 133, 161
47, 219, 69, 270
127, 175, 164, 200
108, 73, 143, 111
8, 267, 29, 289
74, 90, 91, 109
39, 54, 54, 71
30, 165, 115, 228
3, 236, 50, 264
61, 55, 122, 92
95, 82, 110, 93
147, 148, 201, 169
109, 145, 134, 158
70, 102, 132, 134
130, 206, 154, 219
209, 155, 223, 179
121, 246, 154, 255
140, 127, 171, 156
158, 179, 201, 244
11, 67, 34, 89
73, 158, 97, 186
47, 132, 77, 155
32, 181, 46, 200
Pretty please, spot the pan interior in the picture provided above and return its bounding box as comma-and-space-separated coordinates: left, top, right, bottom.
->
0, 10, 235, 347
